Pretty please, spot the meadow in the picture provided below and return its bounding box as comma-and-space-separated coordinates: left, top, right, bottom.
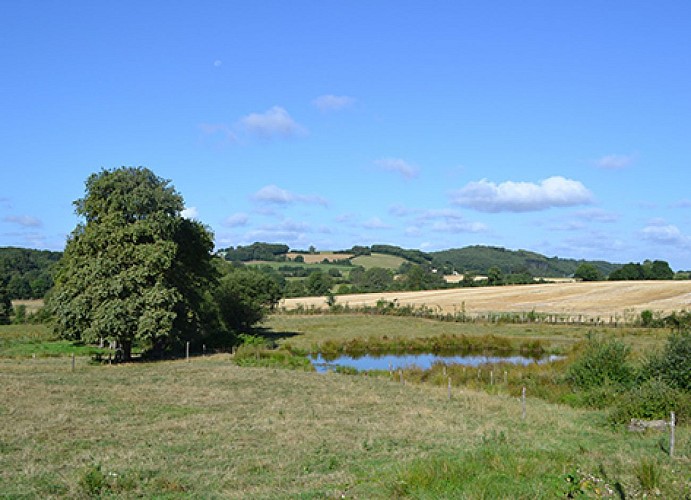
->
1, 351, 688, 498
1, 311, 690, 498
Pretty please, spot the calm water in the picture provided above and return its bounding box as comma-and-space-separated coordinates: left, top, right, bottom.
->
310, 352, 562, 373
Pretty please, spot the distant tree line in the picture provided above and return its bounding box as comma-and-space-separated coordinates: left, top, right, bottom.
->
431, 245, 621, 278
608, 260, 675, 281
219, 242, 290, 262
0, 247, 61, 299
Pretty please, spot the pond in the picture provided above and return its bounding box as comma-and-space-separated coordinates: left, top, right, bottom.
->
310, 352, 563, 373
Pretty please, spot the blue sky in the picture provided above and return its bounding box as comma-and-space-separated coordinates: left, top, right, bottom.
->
2, 2, 691, 269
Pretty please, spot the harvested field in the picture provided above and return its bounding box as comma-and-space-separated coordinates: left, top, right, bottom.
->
282, 280, 691, 320
10, 299, 44, 314
286, 252, 352, 263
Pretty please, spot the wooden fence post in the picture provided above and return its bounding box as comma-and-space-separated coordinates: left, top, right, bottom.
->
447, 377, 452, 400
522, 387, 527, 420
186, 341, 190, 362
71, 353, 75, 372
670, 411, 676, 458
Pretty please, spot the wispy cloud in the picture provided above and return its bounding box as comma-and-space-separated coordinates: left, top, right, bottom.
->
451, 176, 593, 213
375, 158, 419, 180
242, 219, 329, 246
544, 208, 619, 232
252, 185, 328, 206
594, 153, 636, 170
640, 219, 688, 245
198, 123, 238, 144
672, 198, 691, 209
222, 213, 249, 227
414, 209, 488, 233
389, 204, 415, 217
573, 208, 620, 223
312, 94, 356, 112
3, 215, 42, 227
362, 217, 390, 229
238, 106, 306, 139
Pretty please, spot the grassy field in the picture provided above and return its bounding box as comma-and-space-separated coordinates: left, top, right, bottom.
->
351, 253, 406, 270
0, 324, 111, 358
286, 252, 353, 263
265, 314, 671, 357
282, 280, 691, 321
1, 352, 688, 498
246, 260, 355, 277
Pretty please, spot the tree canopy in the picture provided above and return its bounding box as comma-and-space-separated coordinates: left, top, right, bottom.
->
0, 247, 61, 299
0, 284, 11, 325
50, 167, 216, 359
609, 260, 674, 281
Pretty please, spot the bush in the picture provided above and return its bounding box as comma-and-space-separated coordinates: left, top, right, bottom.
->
565, 337, 635, 390
641, 331, 691, 391
609, 378, 690, 424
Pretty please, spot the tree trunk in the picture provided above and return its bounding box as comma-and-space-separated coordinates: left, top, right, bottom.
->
121, 339, 132, 361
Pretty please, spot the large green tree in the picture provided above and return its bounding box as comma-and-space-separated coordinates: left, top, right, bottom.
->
0, 284, 11, 325
50, 167, 216, 359
213, 267, 281, 332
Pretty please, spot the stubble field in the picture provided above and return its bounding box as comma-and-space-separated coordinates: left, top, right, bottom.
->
282, 280, 691, 320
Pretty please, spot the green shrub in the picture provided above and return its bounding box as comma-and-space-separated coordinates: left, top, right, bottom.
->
565, 337, 634, 390
234, 345, 314, 371
609, 378, 690, 424
641, 331, 690, 391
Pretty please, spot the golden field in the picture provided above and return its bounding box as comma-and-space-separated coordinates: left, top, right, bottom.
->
282, 280, 691, 320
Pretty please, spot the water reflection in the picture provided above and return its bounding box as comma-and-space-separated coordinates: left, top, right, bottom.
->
310, 352, 561, 373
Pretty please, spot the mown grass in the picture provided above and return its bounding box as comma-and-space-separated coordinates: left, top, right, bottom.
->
0, 355, 688, 498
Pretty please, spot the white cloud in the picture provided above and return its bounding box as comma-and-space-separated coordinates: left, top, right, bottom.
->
222, 213, 249, 227
641, 220, 687, 245
312, 94, 356, 111
375, 158, 419, 179
213, 60, 222, 67
594, 154, 635, 170
181, 207, 199, 219
238, 106, 306, 139
3, 215, 42, 227
451, 176, 593, 213
252, 185, 328, 206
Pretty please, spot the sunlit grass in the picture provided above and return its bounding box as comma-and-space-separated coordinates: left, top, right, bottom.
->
265, 313, 671, 357
0, 354, 688, 497
0, 324, 108, 358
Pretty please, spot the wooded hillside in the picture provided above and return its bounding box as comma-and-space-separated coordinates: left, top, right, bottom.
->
0, 247, 61, 299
